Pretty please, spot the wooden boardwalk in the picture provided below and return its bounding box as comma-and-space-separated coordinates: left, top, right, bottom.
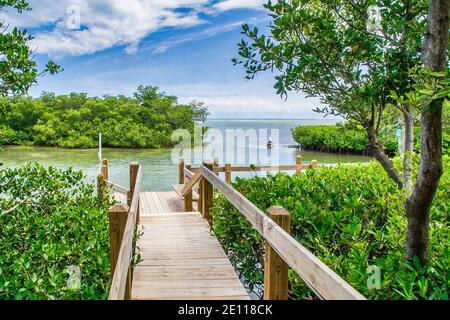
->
132, 212, 249, 300
104, 159, 365, 301
115, 191, 188, 214
140, 191, 184, 214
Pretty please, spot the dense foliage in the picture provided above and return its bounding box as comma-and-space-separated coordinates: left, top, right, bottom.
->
0, 1, 61, 96
0, 86, 208, 148
293, 125, 382, 154
0, 164, 110, 299
293, 111, 450, 156
211, 158, 449, 300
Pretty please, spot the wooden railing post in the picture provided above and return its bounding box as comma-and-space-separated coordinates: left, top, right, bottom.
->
311, 160, 318, 169
108, 203, 132, 299
179, 159, 185, 184
97, 174, 107, 201
198, 181, 203, 215
213, 158, 219, 176
296, 155, 302, 174
225, 163, 232, 184
108, 204, 129, 280
129, 161, 140, 222
102, 159, 109, 180
201, 162, 214, 224
264, 206, 291, 300
184, 164, 193, 212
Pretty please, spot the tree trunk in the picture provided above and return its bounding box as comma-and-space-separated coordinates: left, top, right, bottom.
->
405, 0, 448, 264
402, 105, 415, 194
367, 126, 403, 189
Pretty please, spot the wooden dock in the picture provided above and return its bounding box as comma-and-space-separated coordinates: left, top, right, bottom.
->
132, 212, 249, 300
140, 191, 184, 214
100, 158, 366, 301
132, 192, 248, 299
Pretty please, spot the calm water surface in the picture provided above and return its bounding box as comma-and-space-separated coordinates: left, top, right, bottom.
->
0, 120, 371, 190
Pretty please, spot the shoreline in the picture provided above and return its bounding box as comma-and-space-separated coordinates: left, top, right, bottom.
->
286, 144, 373, 157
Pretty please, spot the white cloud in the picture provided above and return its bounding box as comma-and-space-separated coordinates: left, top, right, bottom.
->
1, 0, 266, 58
212, 0, 267, 12
147, 20, 248, 53
163, 82, 334, 119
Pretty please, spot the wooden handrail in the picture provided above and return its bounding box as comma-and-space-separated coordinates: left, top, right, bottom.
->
181, 170, 202, 197
104, 180, 128, 195
192, 165, 365, 300
108, 165, 142, 300
184, 167, 194, 179
213, 163, 314, 173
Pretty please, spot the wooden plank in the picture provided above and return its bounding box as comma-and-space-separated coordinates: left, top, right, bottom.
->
140, 219, 210, 228
166, 191, 183, 212
139, 213, 203, 222
199, 165, 365, 300
139, 230, 212, 236
132, 265, 236, 274
140, 213, 203, 220
139, 219, 205, 226
132, 212, 248, 300
141, 220, 208, 226
138, 249, 228, 259
150, 192, 165, 213
140, 193, 150, 213
156, 192, 174, 213
139, 219, 206, 226
139, 248, 225, 256
170, 191, 184, 212
144, 193, 155, 214
132, 287, 248, 300
133, 270, 241, 280
164, 191, 176, 211
156, 192, 171, 213
141, 212, 200, 217
144, 193, 159, 214
139, 229, 212, 236
172, 184, 183, 197
139, 193, 150, 214
137, 258, 232, 266
133, 279, 243, 289
138, 240, 220, 247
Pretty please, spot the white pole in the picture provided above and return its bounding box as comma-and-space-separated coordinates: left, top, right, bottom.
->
98, 133, 102, 173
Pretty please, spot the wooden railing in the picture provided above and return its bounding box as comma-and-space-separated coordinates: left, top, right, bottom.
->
181, 161, 365, 300
180, 155, 318, 184
97, 160, 142, 300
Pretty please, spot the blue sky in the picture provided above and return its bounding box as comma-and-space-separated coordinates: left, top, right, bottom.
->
4, 0, 333, 119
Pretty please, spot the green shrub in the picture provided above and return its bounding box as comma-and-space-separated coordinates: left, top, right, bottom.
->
292, 125, 396, 154
0, 164, 111, 299
211, 157, 450, 300
0, 85, 208, 149
293, 123, 449, 156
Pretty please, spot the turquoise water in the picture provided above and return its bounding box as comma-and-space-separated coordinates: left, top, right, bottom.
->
0, 119, 371, 191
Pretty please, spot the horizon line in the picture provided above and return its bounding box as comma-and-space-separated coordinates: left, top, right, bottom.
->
206, 118, 341, 121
